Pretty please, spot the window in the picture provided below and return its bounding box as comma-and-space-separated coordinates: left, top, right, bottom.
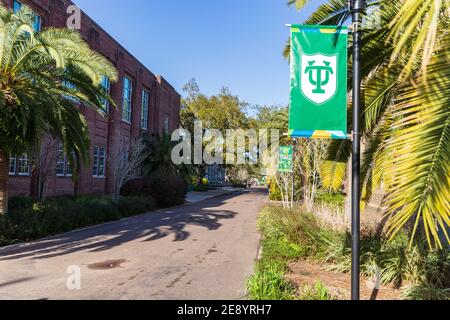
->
17, 154, 30, 176
93, 146, 106, 177
56, 145, 65, 176
14, 1, 41, 32
13, 0, 21, 13
122, 76, 133, 123
100, 76, 111, 113
62, 79, 78, 102
163, 113, 170, 134
9, 157, 16, 175
141, 89, 150, 130
33, 14, 41, 32
66, 156, 73, 176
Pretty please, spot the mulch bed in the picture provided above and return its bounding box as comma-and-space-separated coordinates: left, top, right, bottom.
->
286, 260, 405, 300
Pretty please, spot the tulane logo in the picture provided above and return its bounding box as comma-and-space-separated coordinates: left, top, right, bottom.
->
300, 53, 337, 105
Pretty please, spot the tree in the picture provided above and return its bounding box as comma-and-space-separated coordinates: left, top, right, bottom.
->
181, 79, 249, 181
31, 136, 59, 203
110, 137, 146, 204
0, 6, 117, 214
287, 0, 450, 248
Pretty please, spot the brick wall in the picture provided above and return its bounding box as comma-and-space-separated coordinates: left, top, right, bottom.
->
3, 0, 181, 197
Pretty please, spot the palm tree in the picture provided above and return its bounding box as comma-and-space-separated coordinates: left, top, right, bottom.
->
0, 5, 117, 214
286, 0, 449, 248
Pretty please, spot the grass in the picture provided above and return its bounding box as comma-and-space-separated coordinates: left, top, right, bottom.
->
248, 205, 450, 300
247, 259, 296, 300
299, 282, 337, 300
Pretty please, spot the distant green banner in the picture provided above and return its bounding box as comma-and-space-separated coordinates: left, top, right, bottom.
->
278, 146, 293, 173
289, 25, 348, 140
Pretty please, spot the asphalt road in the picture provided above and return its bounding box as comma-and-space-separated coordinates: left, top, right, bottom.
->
0, 188, 268, 300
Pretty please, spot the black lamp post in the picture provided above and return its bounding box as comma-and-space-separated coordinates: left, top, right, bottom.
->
349, 0, 366, 301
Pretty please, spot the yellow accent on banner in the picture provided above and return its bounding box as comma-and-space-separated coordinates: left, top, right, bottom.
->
311, 131, 332, 139
319, 28, 336, 34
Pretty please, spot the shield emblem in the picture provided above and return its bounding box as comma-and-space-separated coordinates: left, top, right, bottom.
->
300, 53, 337, 105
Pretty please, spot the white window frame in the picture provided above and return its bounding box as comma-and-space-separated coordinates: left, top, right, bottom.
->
56, 145, 66, 177
122, 76, 133, 123
101, 75, 111, 114
9, 157, 16, 176
163, 113, 170, 134
141, 89, 150, 130
17, 154, 30, 176
93, 146, 106, 178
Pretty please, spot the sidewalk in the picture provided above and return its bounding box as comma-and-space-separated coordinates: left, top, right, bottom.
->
185, 187, 243, 203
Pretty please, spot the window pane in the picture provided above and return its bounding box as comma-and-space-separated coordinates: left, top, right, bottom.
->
13, 0, 22, 13
18, 154, 30, 175
122, 77, 132, 122
9, 157, 16, 175
98, 147, 106, 177
92, 146, 99, 176
33, 14, 41, 32
56, 145, 65, 176
163, 114, 169, 133
14, 1, 41, 32
101, 75, 110, 113
141, 90, 149, 129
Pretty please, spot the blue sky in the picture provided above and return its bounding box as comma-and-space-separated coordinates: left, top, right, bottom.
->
75, 0, 326, 107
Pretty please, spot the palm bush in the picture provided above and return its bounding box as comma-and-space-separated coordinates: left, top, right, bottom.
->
0, 5, 117, 214
286, 0, 450, 248
256, 205, 450, 299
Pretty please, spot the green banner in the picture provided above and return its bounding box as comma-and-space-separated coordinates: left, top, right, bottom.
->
289, 25, 348, 140
278, 146, 293, 173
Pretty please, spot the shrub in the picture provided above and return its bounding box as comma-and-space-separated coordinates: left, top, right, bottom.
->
247, 260, 296, 300
268, 180, 282, 201
8, 196, 34, 211
0, 194, 158, 246
299, 282, 336, 300
117, 196, 156, 217
193, 184, 208, 192
148, 173, 187, 208
121, 178, 152, 197
255, 205, 450, 300
315, 191, 345, 208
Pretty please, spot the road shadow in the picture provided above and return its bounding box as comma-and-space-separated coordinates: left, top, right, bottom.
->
0, 190, 266, 261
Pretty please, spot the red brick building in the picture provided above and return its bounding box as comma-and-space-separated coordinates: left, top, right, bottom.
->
2, 0, 181, 197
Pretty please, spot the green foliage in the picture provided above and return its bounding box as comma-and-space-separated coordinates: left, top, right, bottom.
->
299, 282, 336, 301
256, 206, 450, 300
148, 173, 187, 208
247, 259, 296, 300
403, 282, 450, 301
117, 196, 156, 217
0, 195, 157, 246
290, 0, 450, 248
193, 184, 208, 192
315, 191, 345, 208
268, 180, 282, 201
121, 178, 153, 197
143, 134, 185, 177
0, 5, 117, 161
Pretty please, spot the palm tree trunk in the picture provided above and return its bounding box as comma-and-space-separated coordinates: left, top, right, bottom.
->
0, 150, 9, 215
